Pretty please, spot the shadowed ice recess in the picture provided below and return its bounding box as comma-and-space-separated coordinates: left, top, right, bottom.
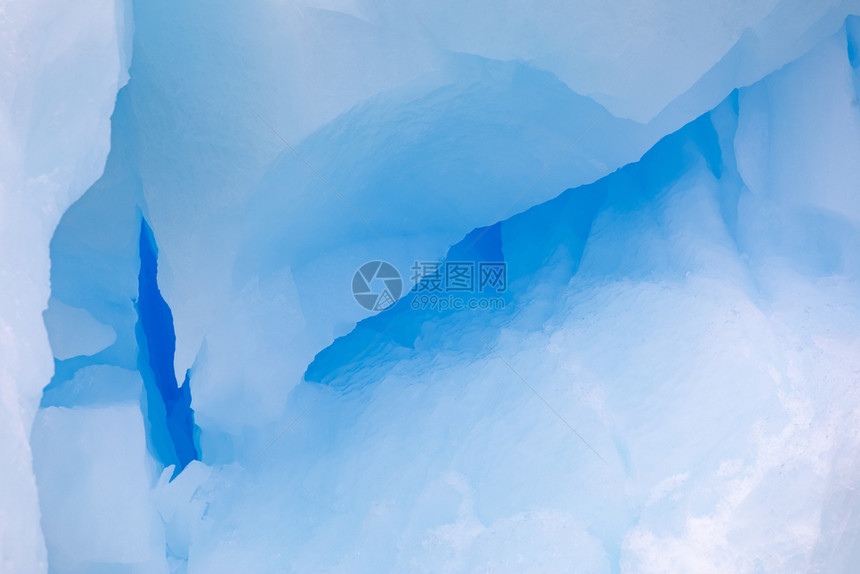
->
136, 218, 199, 478
19, 6, 860, 574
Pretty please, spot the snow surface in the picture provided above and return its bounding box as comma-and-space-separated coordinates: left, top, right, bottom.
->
2, 1, 860, 572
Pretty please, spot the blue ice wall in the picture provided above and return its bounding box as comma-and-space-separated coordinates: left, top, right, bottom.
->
305, 222, 506, 386
136, 218, 199, 477
305, 107, 724, 389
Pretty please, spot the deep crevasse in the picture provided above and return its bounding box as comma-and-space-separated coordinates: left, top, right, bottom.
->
136, 218, 199, 477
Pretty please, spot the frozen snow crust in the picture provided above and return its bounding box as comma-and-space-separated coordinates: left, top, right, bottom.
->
3, 0, 860, 572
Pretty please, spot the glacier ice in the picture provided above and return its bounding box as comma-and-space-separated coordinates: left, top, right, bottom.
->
0, 0, 131, 571
42, 298, 117, 361
31, 404, 168, 573
2, 1, 860, 573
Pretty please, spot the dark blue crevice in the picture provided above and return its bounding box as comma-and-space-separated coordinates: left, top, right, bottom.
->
135, 217, 200, 478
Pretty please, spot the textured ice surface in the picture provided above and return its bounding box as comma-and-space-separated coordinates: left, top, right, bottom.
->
3, 1, 860, 573
0, 0, 130, 571
190, 27, 859, 571
31, 405, 168, 573
221, 72, 860, 571
42, 298, 117, 361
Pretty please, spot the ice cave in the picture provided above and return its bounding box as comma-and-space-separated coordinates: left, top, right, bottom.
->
2, 0, 860, 572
